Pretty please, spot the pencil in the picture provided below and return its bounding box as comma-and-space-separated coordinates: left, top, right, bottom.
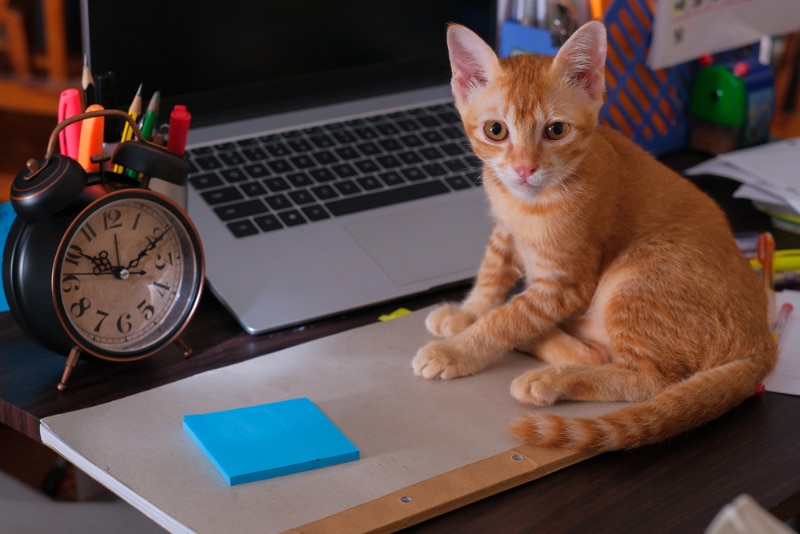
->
82, 55, 95, 108
113, 83, 143, 174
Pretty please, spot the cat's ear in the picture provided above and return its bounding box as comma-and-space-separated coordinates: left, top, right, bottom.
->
447, 24, 500, 103
552, 21, 607, 101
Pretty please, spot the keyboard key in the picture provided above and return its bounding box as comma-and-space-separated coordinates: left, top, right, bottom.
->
278, 209, 306, 226
267, 159, 293, 174
243, 163, 270, 178
242, 147, 268, 160
254, 214, 283, 232
398, 151, 422, 165
442, 143, 467, 156
288, 139, 312, 152
334, 180, 361, 196
313, 151, 338, 165
378, 171, 405, 187
221, 168, 248, 183
400, 134, 423, 147
310, 168, 337, 182
219, 151, 246, 166
287, 172, 314, 188
266, 143, 290, 157
227, 219, 260, 238
288, 190, 316, 204
357, 176, 382, 190
290, 155, 316, 169
264, 177, 291, 192
190, 172, 224, 189
195, 154, 223, 171
310, 134, 335, 148
214, 199, 267, 220
240, 181, 267, 197
302, 205, 331, 221
335, 146, 359, 160
420, 147, 443, 160
376, 155, 402, 169
312, 184, 339, 200
332, 163, 357, 178
354, 159, 380, 174
325, 181, 449, 216
264, 194, 291, 210
202, 187, 244, 204
423, 162, 448, 177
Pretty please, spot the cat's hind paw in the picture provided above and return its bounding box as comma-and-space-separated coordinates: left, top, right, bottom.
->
425, 304, 476, 337
412, 341, 476, 379
510, 369, 561, 406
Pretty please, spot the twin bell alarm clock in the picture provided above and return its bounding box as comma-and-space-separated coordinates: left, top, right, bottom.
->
2, 109, 205, 390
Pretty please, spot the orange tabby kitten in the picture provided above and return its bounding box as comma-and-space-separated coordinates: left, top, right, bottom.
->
411, 21, 776, 452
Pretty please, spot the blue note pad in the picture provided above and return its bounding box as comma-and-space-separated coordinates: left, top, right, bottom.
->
183, 397, 359, 486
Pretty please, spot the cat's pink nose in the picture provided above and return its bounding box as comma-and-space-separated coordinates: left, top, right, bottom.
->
514, 164, 537, 180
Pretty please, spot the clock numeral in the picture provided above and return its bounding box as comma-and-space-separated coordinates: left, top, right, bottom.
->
70, 297, 91, 318
65, 244, 84, 266
152, 281, 171, 298
132, 212, 142, 231
93, 310, 109, 332
137, 300, 155, 320
117, 313, 133, 334
103, 208, 123, 230
154, 252, 174, 270
80, 222, 98, 242
61, 274, 81, 293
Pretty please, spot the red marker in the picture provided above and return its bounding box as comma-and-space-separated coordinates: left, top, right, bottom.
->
58, 88, 83, 160
167, 105, 191, 156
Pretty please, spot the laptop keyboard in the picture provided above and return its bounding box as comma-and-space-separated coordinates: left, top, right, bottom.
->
186, 102, 483, 238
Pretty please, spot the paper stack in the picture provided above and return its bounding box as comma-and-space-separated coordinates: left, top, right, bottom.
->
685, 138, 800, 234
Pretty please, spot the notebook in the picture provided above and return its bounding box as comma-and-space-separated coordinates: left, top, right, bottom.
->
81, 0, 496, 334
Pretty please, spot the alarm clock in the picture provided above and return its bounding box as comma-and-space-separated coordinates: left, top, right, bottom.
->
2, 109, 205, 390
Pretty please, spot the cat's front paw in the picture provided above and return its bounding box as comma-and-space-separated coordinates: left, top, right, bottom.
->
425, 304, 476, 337
412, 340, 476, 379
510, 369, 561, 406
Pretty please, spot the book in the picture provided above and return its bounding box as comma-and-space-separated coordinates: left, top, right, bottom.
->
183, 397, 359, 486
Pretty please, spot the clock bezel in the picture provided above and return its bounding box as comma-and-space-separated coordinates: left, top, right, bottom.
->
50, 188, 205, 362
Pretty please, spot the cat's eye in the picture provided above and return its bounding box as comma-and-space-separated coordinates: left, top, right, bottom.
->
545, 122, 570, 140
483, 121, 508, 141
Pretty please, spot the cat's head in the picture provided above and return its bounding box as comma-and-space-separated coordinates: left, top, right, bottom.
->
447, 21, 607, 201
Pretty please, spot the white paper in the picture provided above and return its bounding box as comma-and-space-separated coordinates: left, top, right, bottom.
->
684, 138, 800, 213
649, 0, 800, 70
764, 290, 800, 395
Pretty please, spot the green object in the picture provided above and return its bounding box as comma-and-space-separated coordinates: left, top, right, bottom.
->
689, 65, 747, 127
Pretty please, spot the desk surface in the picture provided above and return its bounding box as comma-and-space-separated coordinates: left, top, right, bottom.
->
3, 168, 800, 531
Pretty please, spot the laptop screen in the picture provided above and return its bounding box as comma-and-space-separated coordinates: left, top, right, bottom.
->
82, 0, 496, 127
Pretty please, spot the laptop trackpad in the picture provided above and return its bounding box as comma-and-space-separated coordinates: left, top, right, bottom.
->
344, 197, 490, 286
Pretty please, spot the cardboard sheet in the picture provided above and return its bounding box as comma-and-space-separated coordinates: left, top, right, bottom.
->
40, 307, 628, 533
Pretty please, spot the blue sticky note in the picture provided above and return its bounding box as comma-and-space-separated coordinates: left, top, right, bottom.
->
183, 397, 359, 486
0, 202, 15, 313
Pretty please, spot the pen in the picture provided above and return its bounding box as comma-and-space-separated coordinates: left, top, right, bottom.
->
167, 104, 192, 156
57, 88, 82, 160
758, 232, 776, 323
114, 84, 143, 174
772, 302, 793, 346
81, 55, 95, 108
750, 249, 800, 273
78, 104, 105, 172
94, 71, 119, 142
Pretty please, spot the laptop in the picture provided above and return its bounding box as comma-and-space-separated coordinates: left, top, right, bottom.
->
81, 0, 497, 334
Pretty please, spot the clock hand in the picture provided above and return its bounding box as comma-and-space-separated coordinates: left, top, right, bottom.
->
114, 234, 122, 267
125, 225, 173, 270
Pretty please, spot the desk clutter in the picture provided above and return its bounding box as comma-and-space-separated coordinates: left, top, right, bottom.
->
1, 72, 205, 391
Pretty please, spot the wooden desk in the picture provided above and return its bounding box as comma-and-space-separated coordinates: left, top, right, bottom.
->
2, 171, 800, 531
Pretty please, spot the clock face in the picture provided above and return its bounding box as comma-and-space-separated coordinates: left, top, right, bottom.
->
53, 190, 203, 359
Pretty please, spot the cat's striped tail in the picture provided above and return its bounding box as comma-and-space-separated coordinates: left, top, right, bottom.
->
508, 356, 772, 452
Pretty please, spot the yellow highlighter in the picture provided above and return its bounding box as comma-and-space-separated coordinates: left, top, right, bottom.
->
77, 104, 105, 172
749, 249, 800, 273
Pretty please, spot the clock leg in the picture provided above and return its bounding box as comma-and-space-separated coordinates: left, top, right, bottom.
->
57, 347, 82, 391
173, 337, 193, 358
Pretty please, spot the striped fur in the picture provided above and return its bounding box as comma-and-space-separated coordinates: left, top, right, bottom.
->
411, 22, 776, 452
